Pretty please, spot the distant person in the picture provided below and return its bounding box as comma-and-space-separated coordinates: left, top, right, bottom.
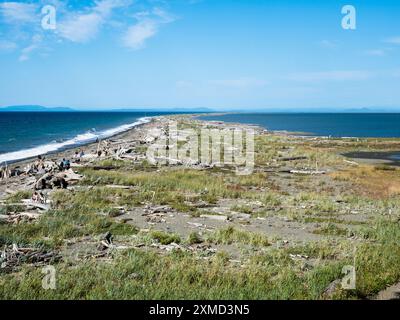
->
63, 159, 71, 170
59, 159, 65, 170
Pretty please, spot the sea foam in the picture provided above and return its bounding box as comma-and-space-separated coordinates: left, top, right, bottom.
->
0, 117, 151, 165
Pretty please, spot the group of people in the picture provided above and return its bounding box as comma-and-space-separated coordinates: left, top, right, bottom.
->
59, 158, 71, 170
31, 191, 46, 204
73, 149, 85, 162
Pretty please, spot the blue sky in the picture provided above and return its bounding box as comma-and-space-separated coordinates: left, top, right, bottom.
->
0, 0, 400, 111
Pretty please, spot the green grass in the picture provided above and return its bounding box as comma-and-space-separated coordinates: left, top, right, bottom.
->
208, 226, 270, 247
150, 230, 181, 245
0, 188, 138, 248
2, 119, 400, 300
313, 223, 349, 237
5, 190, 32, 203
0, 248, 345, 300
187, 232, 203, 245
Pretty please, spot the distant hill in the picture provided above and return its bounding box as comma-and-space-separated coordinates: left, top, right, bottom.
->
0, 105, 214, 112
103, 107, 214, 113
0, 105, 75, 112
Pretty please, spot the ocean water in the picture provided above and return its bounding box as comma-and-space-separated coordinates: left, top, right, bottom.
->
0, 111, 168, 164
199, 113, 400, 138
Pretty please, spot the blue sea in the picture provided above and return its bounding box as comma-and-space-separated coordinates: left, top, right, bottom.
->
2, 112, 400, 165
0, 111, 169, 164
199, 113, 400, 138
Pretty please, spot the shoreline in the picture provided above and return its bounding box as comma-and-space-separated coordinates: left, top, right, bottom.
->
2, 113, 400, 171
0, 116, 153, 166
1, 113, 400, 300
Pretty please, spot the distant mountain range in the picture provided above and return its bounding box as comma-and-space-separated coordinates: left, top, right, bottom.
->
0, 105, 214, 112
0, 105, 74, 112
0, 105, 398, 113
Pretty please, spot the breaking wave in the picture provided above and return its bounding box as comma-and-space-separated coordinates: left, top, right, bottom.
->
0, 117, 151, 165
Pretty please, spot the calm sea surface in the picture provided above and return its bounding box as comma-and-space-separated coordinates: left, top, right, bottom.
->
199, 113, 400, 138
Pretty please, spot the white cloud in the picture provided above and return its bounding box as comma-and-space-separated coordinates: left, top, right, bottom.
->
384, 37, 400, 45
122, 8, 175, 50
58, 13, 103, 43
210, 78, 268, 88
94, 0, 131, 16
0, 2, 38, 23
58, 0, 129, 43
123, 20, 157, 49
1, 0, 175, 60
286, 70, 372, 82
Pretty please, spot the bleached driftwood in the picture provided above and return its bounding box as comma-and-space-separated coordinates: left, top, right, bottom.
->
289, 170, 326, 175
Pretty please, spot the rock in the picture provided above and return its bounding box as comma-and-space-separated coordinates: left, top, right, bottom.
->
375, 281, 400, 300
128, 273, 142, 280
102, 232, 113, 245
187, 222, 205, 228
106, 185, 133, 190
157, 242, 187, 252
200, 214, 229, 221
146, 205, 172, 214
289, 254, 309, 260
231, 213, 251, 220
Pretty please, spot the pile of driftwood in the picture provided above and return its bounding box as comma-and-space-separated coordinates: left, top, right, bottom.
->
0, 212, 41, 224
34, 169, 83, 190
0, 244, 61, 272
24, 159, 59, 175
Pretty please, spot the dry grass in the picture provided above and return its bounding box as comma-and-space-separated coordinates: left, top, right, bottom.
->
331, 165, 400, 199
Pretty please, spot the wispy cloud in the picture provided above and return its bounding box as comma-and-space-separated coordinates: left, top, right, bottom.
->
122, 8, 175, 50
176, 80, 193, 89
19, 34, 42, 61
0, 0, 176, 59
320, 40, 338, 49
286, 70, 372, 82
364, 49, 386, 56
58, 13, 104, 43
209, 78, 268, 88
58, 0, 129, 43
0, 2, 38, 24
384, 36, 400, 45
0, 40, 17, 52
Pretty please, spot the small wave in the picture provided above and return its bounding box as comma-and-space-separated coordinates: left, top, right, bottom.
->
0, 117, 151, 165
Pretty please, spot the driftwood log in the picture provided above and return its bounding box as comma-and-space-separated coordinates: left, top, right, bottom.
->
1, 244, 61, 272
